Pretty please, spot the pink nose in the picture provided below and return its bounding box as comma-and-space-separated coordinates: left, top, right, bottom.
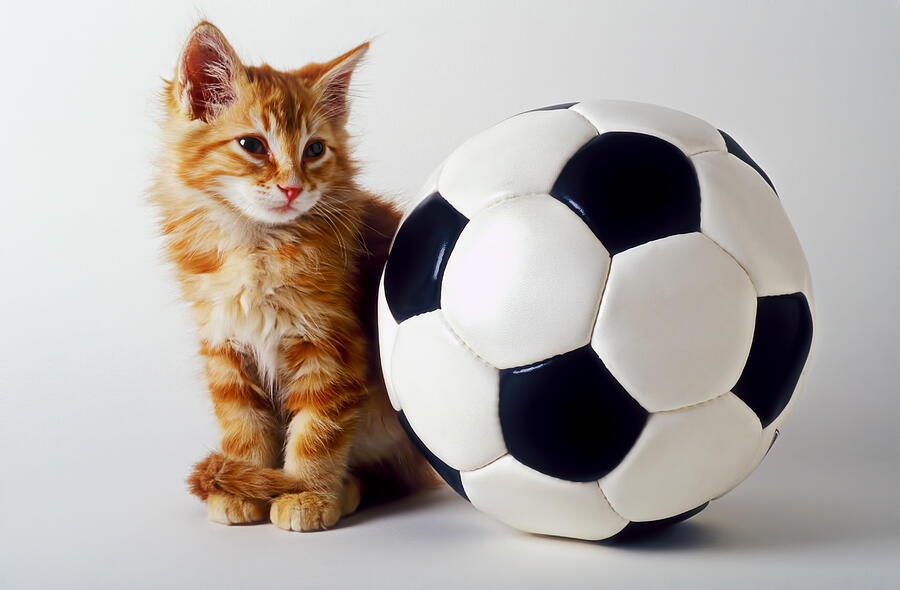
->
278, 185, 303, 203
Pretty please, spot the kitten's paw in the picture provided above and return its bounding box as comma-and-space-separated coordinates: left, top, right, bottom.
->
207, 492, 269, 525
270, 492, 341, 532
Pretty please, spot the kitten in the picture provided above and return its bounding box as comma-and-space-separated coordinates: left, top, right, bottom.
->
150, 21, 437, 531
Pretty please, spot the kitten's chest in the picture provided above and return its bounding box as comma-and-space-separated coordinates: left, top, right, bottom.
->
191, 252, 319, 382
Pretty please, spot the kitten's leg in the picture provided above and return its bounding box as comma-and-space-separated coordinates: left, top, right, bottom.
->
201, 342, 281, 524
270, 338, 367, 531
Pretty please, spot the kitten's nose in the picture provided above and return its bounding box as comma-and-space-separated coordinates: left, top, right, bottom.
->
278, 185, 303, 203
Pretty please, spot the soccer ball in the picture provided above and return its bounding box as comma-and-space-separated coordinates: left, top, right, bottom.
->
377, 100, 814, 540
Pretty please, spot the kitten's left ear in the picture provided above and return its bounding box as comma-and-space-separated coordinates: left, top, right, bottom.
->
175, 21, 242, 122
305, 42, 370, 122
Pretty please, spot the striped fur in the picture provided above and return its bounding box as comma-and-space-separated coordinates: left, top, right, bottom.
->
151, 22, 438, 531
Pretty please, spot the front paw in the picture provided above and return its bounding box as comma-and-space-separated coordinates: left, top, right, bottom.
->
207, 492, 269, 525
270, 492, 341, 532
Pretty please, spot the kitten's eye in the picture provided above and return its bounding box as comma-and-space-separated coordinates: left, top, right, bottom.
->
238, 136, 267, 156
304, 141, 325, 158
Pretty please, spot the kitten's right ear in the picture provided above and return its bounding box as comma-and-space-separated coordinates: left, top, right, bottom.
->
175, 22, 242, 122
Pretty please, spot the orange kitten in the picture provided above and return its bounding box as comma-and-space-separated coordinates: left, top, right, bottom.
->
150, 21, 437, 531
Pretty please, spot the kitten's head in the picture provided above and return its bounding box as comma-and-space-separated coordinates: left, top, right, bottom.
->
164, 22, 367, 225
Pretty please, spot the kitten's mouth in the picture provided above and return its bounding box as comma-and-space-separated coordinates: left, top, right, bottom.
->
250, 193, 320, 223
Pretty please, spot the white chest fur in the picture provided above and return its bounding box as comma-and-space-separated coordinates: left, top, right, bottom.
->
190, 251, 312, 388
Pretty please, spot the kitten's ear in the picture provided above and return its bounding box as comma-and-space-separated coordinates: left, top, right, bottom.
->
303, 42, 369, 122
175, 22, 242, 122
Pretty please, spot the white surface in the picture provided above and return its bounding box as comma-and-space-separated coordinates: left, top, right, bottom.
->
572, 99, 727, 156
461, 455, 628, 540
0, 1, 897, 588
592, 233, 757, 412
438, 109, 598, 217
696, 151, 813, 297
600, 393, 762, 521
441, 194, 610, 369
390, 311, 505, 471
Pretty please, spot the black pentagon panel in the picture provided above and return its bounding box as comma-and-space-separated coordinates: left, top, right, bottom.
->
383, 193, 468, 323
550, 132, 701, 254
732, 293, 813, 428
524, 102, 577, 113
606, 502, 709, 543
398, 411, 469, 501
499, 346, 647, 482
719, 129, 777, 195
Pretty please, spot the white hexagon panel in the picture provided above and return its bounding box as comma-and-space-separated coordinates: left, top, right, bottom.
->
376, 274, 401, 411
442, 194, 610, 369
599, 392, 762, 521
694, 150, 813, 298
591, 232, 757, 412
461, 455, 627, 540
438, 109, 598, 218
390, 311, 505, 472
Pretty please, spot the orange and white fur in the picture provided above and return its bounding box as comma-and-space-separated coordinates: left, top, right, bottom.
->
150, 22, 436, 531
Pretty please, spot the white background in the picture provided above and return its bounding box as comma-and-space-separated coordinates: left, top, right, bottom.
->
0, 1, 897, 588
